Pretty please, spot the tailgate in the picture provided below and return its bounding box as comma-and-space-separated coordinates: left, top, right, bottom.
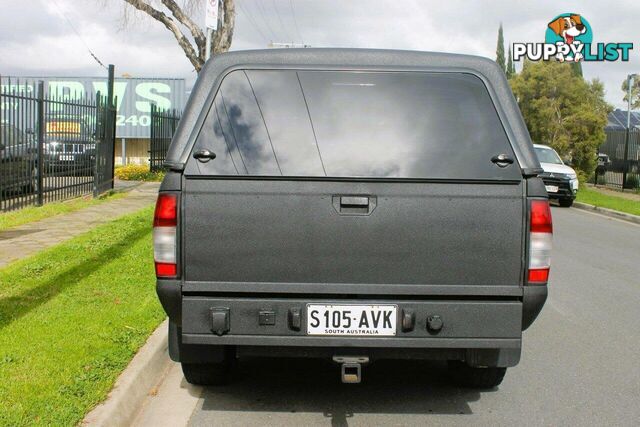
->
182, 179, 523, 289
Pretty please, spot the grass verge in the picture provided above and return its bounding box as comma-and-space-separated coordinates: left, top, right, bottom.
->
576, 187, 640, 216
0, 191, 127, 232
0, 206, 164, 426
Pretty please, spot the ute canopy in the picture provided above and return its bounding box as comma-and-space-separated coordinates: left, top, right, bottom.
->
166, 49, 541, 177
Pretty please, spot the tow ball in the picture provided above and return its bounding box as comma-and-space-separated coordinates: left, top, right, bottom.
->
332, 356, 369, 384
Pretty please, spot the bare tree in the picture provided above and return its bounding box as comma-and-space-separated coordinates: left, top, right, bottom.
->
121, 0, 235, 72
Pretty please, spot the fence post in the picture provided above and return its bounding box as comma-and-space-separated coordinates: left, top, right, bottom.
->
36, 81, 45, 206
121, 138, 126, 166
622, 128, 630, 189
110, 96, 117, 190
94, 91, 101, 198
594, 148, 600, 186
107, 65, 116, 190
150, 103, 156, 171
107, 65, 114, 111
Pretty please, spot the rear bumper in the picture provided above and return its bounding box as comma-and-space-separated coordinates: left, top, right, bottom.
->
157, 281, 546, 367
157, 281, 547, 328
182, 296, 522, 339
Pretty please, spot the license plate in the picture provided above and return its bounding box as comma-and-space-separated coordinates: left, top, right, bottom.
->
307, 304, 397, 336
59, 155, 74, 161
545, 185, 559, 193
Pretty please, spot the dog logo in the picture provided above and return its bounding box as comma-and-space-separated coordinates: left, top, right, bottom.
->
548, 15, 586, 45
513, 13, 632, 62
545, 13, 592, 62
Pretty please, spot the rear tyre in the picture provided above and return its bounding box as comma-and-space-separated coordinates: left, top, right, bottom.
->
559, 198, 574, 207
181, 360, 233, 386
447, 360, 507, 389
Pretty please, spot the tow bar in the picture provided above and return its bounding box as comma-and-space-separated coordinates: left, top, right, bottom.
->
333, 356, 369, 384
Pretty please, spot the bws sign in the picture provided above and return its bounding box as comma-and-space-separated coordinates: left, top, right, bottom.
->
1, 77, 185, 138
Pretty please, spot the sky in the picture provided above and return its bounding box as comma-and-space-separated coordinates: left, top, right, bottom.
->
0, 0, 638, 109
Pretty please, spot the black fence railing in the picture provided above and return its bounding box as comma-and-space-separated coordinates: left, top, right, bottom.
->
150, 104, 181, 172
0, 78, 116, 211
597, 129, 640, 189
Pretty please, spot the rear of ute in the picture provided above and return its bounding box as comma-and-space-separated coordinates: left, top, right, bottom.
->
154, 49, 550, 388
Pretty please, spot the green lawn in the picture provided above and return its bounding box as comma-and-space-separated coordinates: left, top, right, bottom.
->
0, 191, 126, 232
0, 206, 164, 426
576, 187, 640, 216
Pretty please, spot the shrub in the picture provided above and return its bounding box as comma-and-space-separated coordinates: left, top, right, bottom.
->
114, 164, 164, 182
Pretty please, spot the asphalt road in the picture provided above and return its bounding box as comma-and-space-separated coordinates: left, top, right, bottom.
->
138, 206, 640, 426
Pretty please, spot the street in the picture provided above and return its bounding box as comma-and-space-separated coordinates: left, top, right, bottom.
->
136, 206, 640, 426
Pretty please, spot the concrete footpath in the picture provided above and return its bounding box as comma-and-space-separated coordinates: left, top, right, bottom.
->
0, 182, 159, 268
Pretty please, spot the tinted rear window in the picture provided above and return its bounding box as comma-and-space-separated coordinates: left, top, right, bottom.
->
189, 70, 519, 179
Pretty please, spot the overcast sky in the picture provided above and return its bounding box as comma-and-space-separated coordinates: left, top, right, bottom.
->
0, 0, 638, 109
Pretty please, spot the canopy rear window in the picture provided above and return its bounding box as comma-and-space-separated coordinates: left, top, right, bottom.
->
189, 70, 519, 180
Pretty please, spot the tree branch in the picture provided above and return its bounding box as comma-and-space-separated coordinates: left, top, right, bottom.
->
160, 0, 206, 53
123, 0, 203, 71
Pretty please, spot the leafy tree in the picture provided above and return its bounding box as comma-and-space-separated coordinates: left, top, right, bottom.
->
496, 24, 506, 74
506, 47, 515, 79
510, 61, 611, 179
621, 76, 640, 109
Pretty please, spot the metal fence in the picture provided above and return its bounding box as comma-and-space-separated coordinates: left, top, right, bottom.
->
149, 104, 181, 172
0, 78, 116, 211
597, 129, 640, 189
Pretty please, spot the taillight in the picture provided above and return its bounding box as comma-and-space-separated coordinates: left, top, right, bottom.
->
153, 193, 178, 278
528, 199, 552, 285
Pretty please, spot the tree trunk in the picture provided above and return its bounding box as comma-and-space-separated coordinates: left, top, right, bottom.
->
211, 0, 236, 59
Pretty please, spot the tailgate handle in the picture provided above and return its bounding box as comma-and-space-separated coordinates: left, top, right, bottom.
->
333, 195, 377, 216
340, 196, 369, 207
